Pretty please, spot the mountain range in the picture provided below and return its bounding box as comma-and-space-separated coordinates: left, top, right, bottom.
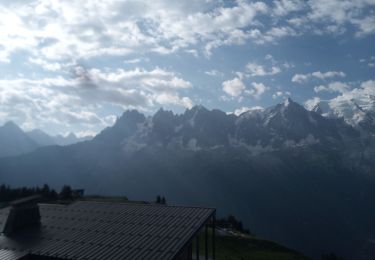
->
307, 95, 375, 135
1, 98, 375, 259
0, 122, 92, 157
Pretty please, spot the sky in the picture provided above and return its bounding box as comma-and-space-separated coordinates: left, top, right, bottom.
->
0, 0, 374, 136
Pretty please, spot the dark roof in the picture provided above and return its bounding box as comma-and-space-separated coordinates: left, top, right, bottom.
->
0, 249, 27, 260
10, 195, 41, 207
0, 201, 215, 260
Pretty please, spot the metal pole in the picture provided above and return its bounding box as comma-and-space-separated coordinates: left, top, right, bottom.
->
205, 224, 208, 260
213, 213, 216, 260
196, 235, 199, 260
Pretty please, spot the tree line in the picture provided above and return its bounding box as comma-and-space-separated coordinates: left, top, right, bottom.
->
155, 195, 166, 204
0, 184, 77, 203
216, 215, 250, 234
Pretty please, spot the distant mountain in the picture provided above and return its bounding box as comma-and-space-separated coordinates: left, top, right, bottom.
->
235, 98, 358, 150
1, 99, 375, 259
0, 121, 39, 157
0, 121, 38, 157
306, 96, 375, 135
27, 129, 92, 147
53, 133, 92, 146
27, 129, 57, 146
0, 122, 93, 158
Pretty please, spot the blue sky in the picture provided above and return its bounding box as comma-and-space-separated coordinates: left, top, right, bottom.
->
0, 0, 374, 136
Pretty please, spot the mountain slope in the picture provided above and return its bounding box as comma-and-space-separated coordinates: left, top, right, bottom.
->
53, 133, 92, 146
27, 129, 93, 146
27, 129, 57, 146
235, 98, 358, 150
0, 121, 39, 157
307, 96, 375, 135
0, 122, 93, 158
205, 232, 309, 260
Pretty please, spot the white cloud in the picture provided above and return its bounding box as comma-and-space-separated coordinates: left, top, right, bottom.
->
353, 16, 375, 37
0, 0, 373, 66
291, 73, 309, 83
292, 70, 346, 83
0, 0, 274, 61
233, 106, 264, 116
273, 0, 305, 17
123, 58, 143, 64
0, 0, 374, 135
0, 66, 193, 134
313, 85, 326, 93
222, 77, 246, 97
246, 62, 281, 77
253, 82, 267, 96
28, 57, 62, 71
306, 0, 375, 36
205, 70, 223, 77
249, 26, 297, 44
266, 26, 297, 38
265, 54, 275, 62
153, 93, 193, 109
359, 56, 375, 68
0, 0, 305, 62
75, 130, 98, 138
81, 67, 192, 90
360, 80, 375, 93
314, 82, 349, 93
288, 17, 307, 27
272, 90, 291, 99
0, 51, 10, 63
311, 71, 346, 79
245, 82, 268, 99
304, 96, 321, 111
273, 91, 283, 98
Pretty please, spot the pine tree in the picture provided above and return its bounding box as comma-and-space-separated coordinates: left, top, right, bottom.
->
60, 185, 73, 200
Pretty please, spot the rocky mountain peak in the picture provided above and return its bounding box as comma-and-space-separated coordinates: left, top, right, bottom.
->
2, 121, 22, 131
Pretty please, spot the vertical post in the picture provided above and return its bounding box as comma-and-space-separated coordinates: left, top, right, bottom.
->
188, 243, 193, 260
205, 225, 208, 260
212, 213, 216, 260
196, 235, 199, 260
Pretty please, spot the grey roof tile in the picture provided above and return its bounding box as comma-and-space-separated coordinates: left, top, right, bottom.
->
0, 201, 215, 260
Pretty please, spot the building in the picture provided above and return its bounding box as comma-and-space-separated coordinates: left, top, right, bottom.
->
0, 196, 216, 260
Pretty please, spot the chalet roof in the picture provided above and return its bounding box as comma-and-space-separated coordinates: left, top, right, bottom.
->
0, 201, 215, 260
9, 195, 41, 207
0, 249, 26, 260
